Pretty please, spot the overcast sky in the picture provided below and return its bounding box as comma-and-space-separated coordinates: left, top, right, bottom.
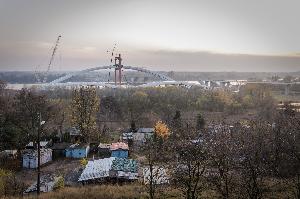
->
0, 0, 299, 72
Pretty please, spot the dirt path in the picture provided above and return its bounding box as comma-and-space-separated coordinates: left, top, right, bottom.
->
16, 158, 82, 187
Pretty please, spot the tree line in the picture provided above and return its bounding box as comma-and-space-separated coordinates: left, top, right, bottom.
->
142, 105, 300, 199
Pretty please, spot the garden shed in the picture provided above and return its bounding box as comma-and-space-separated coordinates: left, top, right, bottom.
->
22, 149, 52, 169
110, 142, 129, 159
65, 143, 90, 158
98, 143, 111, 158
51, 142, 72, 159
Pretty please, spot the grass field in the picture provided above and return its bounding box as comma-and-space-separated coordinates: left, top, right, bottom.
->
1, 178, 297, 199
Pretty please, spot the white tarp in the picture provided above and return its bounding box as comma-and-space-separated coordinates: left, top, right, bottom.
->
78, 157, 139, 182
78, 157, 115, 181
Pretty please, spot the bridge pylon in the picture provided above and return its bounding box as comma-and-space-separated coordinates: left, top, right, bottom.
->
114, 54, 123, 86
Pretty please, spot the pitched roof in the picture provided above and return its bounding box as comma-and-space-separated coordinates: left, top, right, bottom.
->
110, 142, 129, 151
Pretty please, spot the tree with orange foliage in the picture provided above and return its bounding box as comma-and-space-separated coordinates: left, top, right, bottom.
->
154, 121, 170, 140
142, 121, 170, 199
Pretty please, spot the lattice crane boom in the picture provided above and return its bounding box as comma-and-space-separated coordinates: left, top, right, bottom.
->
42, 35, 62, 83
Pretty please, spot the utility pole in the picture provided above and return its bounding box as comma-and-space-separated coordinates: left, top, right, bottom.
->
37, 112, 45, 195
37, 112, 41, 195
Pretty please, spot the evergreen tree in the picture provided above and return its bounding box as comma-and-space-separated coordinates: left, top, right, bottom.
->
130, 120, 137, 132
172, 110, 182, 129
71, 86, 100, 142
196, 113, 205, 131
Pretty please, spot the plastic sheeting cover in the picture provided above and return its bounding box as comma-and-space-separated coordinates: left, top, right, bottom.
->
78, 157, 115, 181
78, 157, 138, 182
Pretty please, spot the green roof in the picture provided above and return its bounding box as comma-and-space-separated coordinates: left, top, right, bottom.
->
111, 158, 138, 173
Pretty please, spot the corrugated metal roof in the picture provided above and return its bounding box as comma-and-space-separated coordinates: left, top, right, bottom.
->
78, 157, 114, 181
78, 157, 138, 182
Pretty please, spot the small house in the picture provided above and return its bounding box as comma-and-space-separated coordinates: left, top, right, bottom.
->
65, 143, 90, 158
98, 143, 111, 158
133, 128, 154, 143
110, 142, 129, 159
22, 149, 52, 169
51, 142, 71, 159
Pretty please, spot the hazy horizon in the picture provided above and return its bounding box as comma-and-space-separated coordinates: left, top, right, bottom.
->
0, 0, 300, 72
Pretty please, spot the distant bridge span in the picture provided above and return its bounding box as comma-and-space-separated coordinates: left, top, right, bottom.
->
48, 65, 174, 85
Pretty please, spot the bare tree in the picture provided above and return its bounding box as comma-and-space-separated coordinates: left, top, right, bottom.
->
142, 121, 170, 199
273, 107, 300, 199
205, 125, 238, 199
172, 125, 208, 199
236, 121, 270, 199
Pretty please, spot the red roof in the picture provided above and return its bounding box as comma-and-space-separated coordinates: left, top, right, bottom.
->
110, 142, 129, 151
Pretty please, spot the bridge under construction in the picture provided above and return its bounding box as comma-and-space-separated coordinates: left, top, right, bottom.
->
33, 36, 299, 94
44, 53, 206, 89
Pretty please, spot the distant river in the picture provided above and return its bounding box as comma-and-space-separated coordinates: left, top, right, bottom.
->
7, 84, 39, 90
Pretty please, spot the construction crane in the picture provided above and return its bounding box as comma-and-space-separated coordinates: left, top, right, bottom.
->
35, 35, 62, 83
